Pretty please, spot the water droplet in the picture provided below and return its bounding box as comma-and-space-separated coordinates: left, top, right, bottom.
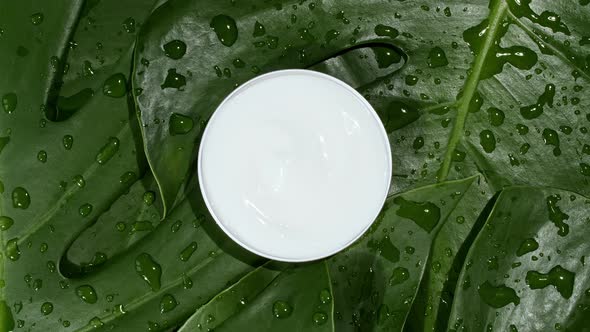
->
325, 29, 340, 43
40, 302, 53, 315
313, 311, 328, 325
37, 150, 47, 163
6, 238, 20, 260
182, 273, 193, 289
62, 320, 71, 327
2, 93, 17, 114
122, 17, 135, 33
87, 317, 104, 329
40, 242, 48, 253
31, 12, 44, 25
542, 128, 561, 156
79, 203, 93, 217
413, 137, 424, 150
487, 107, 505, 126
143, 191, 155, 205
0, 216, 14, 231
73, 175, 86, 188
63, 135, 74, 150
210, 15, 238, 47
520, 84, 555, 120
163, 40, 186, 60
232, 58, 245, 68
546, 195, 569, 236
135, 253, 162, 291
389, 267, 410, 286
463, 18, 537, 79
377, 101, 419, 133
103, 73, 127, 98
171, 220, 182, 233
131, 221, 153, 233
374, 24, 399, 39
96, 137, 120, 165
253, 21, 265, 37
427, 47, 449, 68
372, 46, 402, 68
319, 289, 332, 304
508, 1, 570, 35
367, 235, 400, 263
272, 300, 293, 318
487, 256, 499, 270
526, 265, 575, 299
581, 163, 590, 176
478, 281, 520, 308
393, 196, 441, 232
179, 242, 198, 262
76, 285, 98, 304
169, 113, 194, 135
452, 149, 466, 162
479, 130, 496, 153
161, 69, 186, 90
160, 294, 178, 313
405, 75, 418, 86
120, 171, 136, 185
12, 187, 30, 209
517, 238, 539, 256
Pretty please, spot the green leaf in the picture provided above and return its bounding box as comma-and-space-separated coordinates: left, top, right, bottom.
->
179, 176, 489, 331
449, 187, 590, 331
182, 262, 335, 331
133, 0, 404, 215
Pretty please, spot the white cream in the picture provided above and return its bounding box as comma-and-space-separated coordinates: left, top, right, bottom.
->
198, 70, 391, 262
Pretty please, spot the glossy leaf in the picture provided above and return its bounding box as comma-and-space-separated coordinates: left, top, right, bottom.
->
449, 187, 590, 331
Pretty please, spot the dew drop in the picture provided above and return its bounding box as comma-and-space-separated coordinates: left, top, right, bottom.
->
179, 242, 198, 262
12, 187, 30, 209
163, 40, 186, 60
477, 281, 519, 308
389, 267, 410, 286
169, 113, 194, 135
393, 196, 441, 232
161, 69, 186, 90
2, 93, 17, 114
76, 285, 98, 304
427, 46, 449, 68
525, 265, 575, 299
95, 137, 120, 165
40, 302, 53, 315
160, 294, 178, 313
210, 14, 238, 47
63, 135, 73, 150
0, 216, 14, 231
103, 73, 127, 98
135, 253, 162, 291
272, 300, 293, 318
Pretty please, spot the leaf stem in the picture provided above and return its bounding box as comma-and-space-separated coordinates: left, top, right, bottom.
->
438, 0, 508, 181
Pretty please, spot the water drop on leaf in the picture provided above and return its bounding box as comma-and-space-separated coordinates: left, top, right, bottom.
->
210, 15, 238, 47
478, 281, 520, 308
96, 137, 120, 165
272, 300, 293, 318
12, 187, 30, 209
163, 40, 186, 60
76, 285, 98, 304
103, 73, 127, 98
135, 253, 162, 291
169, 113, 194, 135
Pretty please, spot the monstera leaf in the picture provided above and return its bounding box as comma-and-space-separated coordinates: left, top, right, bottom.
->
1, 0, 589, 331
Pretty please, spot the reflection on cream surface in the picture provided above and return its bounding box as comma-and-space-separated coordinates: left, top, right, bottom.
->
199, 70, 391, 262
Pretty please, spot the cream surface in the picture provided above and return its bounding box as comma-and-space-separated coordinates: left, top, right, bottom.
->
199, 70, 391, 261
